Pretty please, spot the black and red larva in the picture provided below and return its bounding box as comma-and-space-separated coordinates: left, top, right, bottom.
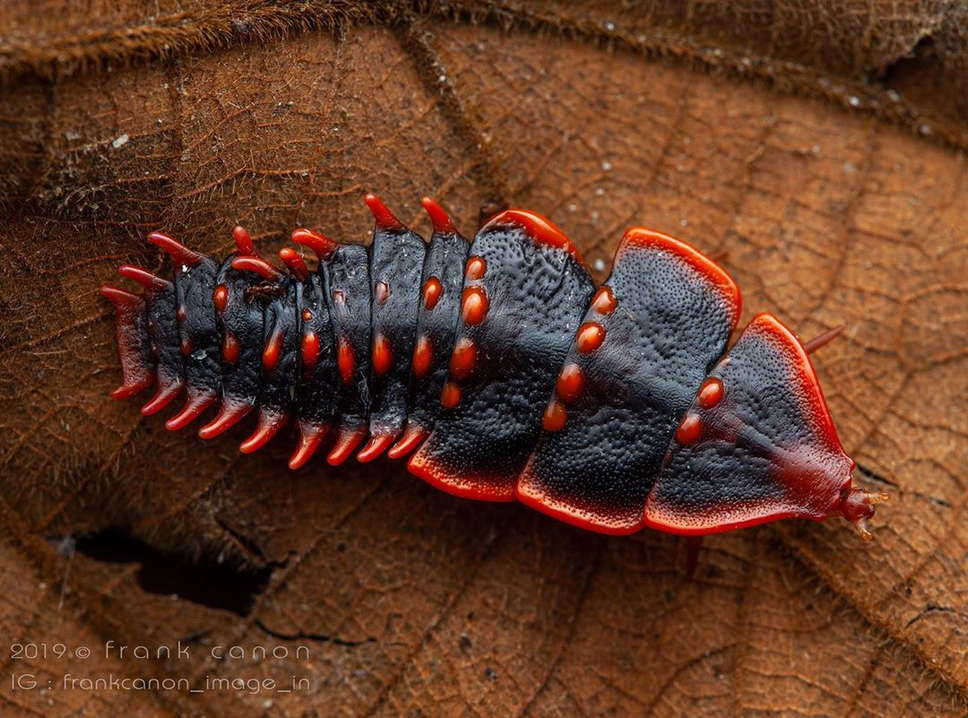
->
100, 195, 887, 538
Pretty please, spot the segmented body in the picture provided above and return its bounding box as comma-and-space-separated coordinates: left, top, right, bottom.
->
101, 195, 884, 537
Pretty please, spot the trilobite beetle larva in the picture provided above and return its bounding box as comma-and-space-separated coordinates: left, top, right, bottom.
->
101, 195, 887, 539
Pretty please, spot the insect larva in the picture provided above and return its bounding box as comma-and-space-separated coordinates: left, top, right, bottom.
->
101, 195, 886, 539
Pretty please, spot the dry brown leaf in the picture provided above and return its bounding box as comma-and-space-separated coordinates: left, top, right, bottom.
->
0, 2, 965, 716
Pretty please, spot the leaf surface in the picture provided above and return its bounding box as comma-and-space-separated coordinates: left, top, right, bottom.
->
0, 3, 965, 715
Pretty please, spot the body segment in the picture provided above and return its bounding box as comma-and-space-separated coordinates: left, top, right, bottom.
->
409, 210, 595, 500
517, 228, 741, 534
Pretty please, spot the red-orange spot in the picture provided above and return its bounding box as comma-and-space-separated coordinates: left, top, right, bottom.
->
422, 276, 442, 310
375, 281, 390, 305
338, 339, 354, 384
213, 284, 228, 312
465, 256, 486, 280
180, 337, 192, 356
302, 308, 313, 321
373, 334, 393, 375
555, 363, 585, 403
222, 331, 240, 363
440, 382, 461, 409
302, 331, 320, 370
412, 335, 433, 378
176, 305, 187, 322
263, 330, 283, 372
675, 413, 702, 445
697, 377, 724, 409
461, 287, 489, 325
591, 286, 617, 315
576, 322, 605, 353
449, 338, 477, 380
542, 401, 567, 432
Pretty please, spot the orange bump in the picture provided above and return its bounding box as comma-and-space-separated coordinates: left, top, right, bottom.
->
222, 331, 240, 364
302, 308, 313, 321
422, 197, 457, 234
591, 286, 617, 315
465, 255, 487, 280
176, 305, 187, 322
555, 363, 585, 403
373, 333, 393, 375
263, 329, 283, 372
338, 339, 354, 384
422, 276, 442, 310
412, 335, 433, 378
461, 286, 489, 325
440, 381, 461, 409
232, 256, 284, 281
364, 193, 405, 230
387, 423, 430, 459
289, 421, 329, 470
449, 338, 477, 380
302, 331, 320, 370
697, 377, 724, 409
357, 433, 395, 463
375, 280, 390, 305
543, 401, 567, 432
327, 426, 366, 466
148, 231, 204, 267
213, 284, 228, 312
233, 225, 255, 256
675, 413, 702, 445
141, 380, 183, 415
111, 379, 153, 400
291, 228, 339, 260
239, 409, 287, 453
100, 285, 141, 306
165, 393, 216, 431
576, 322, 605, 353
198, 400, 252, 439
118, 265, 171, 293
279, 247, 309, 282
180, 336, 193, 356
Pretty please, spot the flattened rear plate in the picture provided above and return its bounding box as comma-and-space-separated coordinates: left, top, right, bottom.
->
644, 313, 853, 535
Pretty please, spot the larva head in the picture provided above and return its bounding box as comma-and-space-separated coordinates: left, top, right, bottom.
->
645, 313, 885, 537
